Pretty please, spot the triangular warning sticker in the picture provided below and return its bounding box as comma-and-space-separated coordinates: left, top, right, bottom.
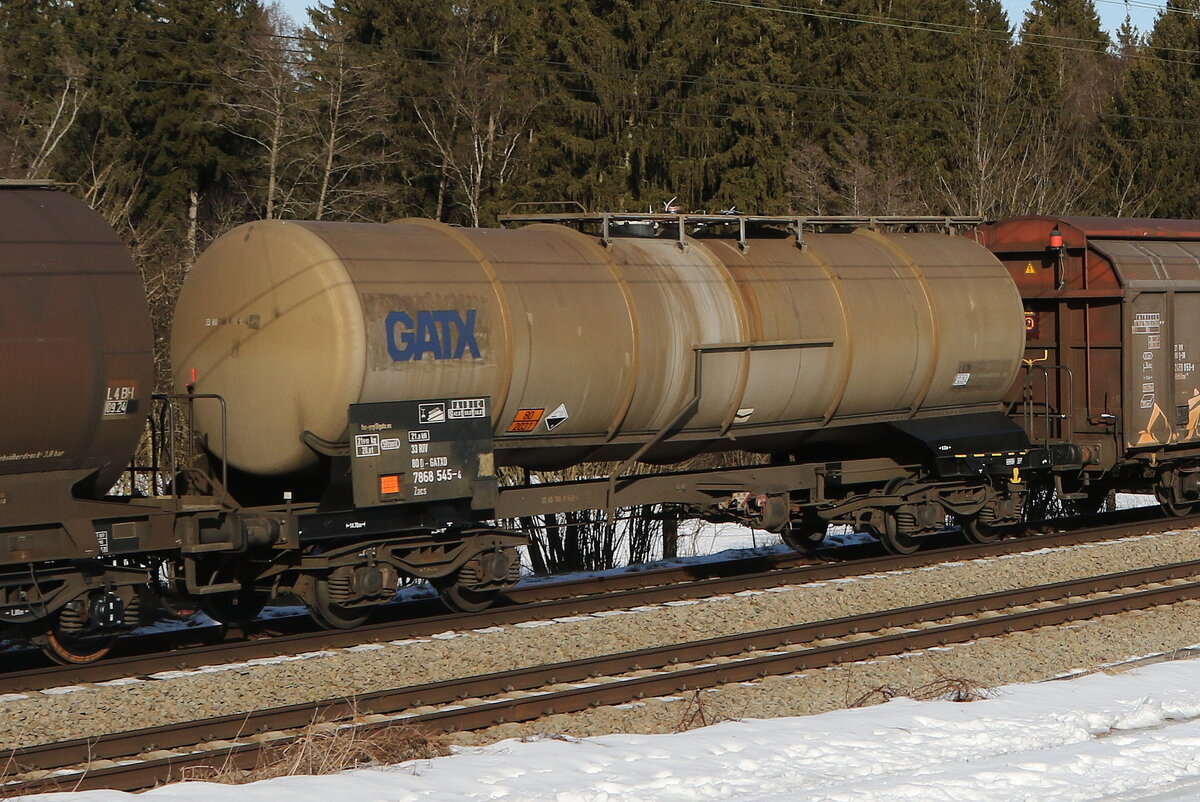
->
1025, 262, 1036, 274
545, 403, 569, 431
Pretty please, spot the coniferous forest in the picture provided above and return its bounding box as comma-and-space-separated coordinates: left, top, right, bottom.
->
2, 0, 1197, 288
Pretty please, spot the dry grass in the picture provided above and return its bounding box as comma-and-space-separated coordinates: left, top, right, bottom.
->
0, 719, 448, 795
183, 722, 451, 785
0, 751, 18, 798
849, 675, 995, 708
674, 688, 738, 732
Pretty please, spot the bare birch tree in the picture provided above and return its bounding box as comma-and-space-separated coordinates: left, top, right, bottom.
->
218, 3, 304, 219
0, 53, 84, 180
412, 1, 539, 226
24, 73, 83, 178
936, 20, 1030, 218
298, 8, 394, 221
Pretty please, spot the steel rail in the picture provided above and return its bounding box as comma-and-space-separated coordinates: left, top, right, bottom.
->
0, 505, 1188, 695
9, 556, 1200, 793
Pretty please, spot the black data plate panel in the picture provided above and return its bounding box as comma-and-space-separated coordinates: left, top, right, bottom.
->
348, 398, 493, 508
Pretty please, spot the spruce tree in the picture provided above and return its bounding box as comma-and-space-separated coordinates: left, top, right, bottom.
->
0, 0, 78, 178
1100, 3, 1200, 216
526, 0, 682, 212
656, 1, 800, 213
934, 0, 1027, 216
128, 0, 258, 243
1012, 0, 1112, 212
800, 0, 990, 213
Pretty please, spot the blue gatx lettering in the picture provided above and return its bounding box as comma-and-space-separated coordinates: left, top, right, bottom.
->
386, 310, 481, 361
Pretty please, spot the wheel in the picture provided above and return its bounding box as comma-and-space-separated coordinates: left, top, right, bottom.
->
874, 514, 921, 556
199, 563, 267, 626
200, 588, 267, 627
435, 580, 500, 613
35, 597, 126, 664
1156, 484, 1196, 518
779, 512, 828, 555
958, 514, 1002, 545
38, 628, 113, 665
873, 480, 923, 555
307, 578, 371, 630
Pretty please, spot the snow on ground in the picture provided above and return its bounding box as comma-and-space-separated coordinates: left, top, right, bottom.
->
24, 650, 1200, 801
1116, 492, 1158, 510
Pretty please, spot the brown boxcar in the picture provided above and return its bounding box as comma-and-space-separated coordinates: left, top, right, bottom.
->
977, 216, 1200, 509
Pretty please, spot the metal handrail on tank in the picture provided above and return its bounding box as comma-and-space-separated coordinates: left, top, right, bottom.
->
503, 200, 588, 215
603, 338, 836, 519
499, 211, 986, 252
151, 391, 229, 503
1020, 364, 1075, 442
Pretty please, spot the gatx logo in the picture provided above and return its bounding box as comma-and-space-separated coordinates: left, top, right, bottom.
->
386, 310, 481, 361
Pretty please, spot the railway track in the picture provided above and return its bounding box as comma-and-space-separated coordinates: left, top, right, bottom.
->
8, 549, 1200, 794
0, 505, 1187, 696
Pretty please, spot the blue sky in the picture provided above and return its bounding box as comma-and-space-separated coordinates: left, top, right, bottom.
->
272, 0, 1163, 44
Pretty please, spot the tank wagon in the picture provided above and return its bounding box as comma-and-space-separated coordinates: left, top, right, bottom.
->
174, 211, 1032, 562
7, 184, 1170, 664
0, 183, 518, 662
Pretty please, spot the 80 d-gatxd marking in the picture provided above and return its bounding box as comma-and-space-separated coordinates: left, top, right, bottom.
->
386, 310, 481, 361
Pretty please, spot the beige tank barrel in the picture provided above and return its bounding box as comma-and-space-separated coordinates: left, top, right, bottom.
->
171, 219, 1024, 476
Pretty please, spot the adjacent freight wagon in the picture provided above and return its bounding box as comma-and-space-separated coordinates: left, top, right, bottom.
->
978, 217, 1200, 513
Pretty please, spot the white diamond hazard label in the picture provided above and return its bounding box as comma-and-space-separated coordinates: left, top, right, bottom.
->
544, 403, 569, 431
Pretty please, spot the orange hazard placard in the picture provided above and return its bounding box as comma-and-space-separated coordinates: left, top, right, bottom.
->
507, 408, 544, 433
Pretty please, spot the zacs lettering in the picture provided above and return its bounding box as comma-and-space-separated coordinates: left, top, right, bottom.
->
386, 310, 481, 361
